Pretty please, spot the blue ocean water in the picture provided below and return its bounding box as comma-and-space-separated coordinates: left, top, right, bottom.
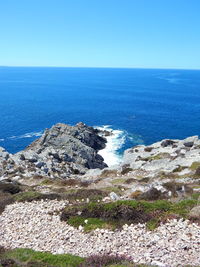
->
0, 67, 200, 157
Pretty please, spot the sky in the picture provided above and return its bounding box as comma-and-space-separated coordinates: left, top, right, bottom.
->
0, 0, 200, 69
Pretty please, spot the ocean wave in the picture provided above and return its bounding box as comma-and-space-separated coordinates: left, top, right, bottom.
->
157, 73, 182, 84
0, 138, 4, 142
8, 131, 43, 140
95, 125, 127, 167
165, 78, 181, 84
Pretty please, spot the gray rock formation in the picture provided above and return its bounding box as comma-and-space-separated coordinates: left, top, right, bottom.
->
0, 122, 108, 180
84, 135, 200, 200
122, 135, 200, 174
23, 122, 107, 169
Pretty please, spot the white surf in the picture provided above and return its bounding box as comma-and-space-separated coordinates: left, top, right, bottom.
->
96, 125, 126, 167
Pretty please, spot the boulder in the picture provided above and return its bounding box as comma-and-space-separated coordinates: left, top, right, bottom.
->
184, 141, 194, 148
36, 162, 46, 168
109, 192, 120, 201
137, 187, 167, 201
161, 140, 175, 147
189, 206, 200, 220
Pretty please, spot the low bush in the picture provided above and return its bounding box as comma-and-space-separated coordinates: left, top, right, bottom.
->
79, 254, 133, 267
0, 248, 84, 267
103, 186, 123, 195
121, 167, 133, 175
190, 162, 200, 171
125, 178, 136, 184
13, 191, 61, 202
64, 188, 107, 201
0, 248, 156, 267
136, 188, 166, 201
172, 166, 187, 173
111, 178, 125, 185
0, 195, 14, 215
60, 199, 198, 231
68, 216, 110, 232
195, 166, 200, 176
0, 182, 21, 194
129, 190, 142, 199
100, 169, 118, 177
146, 153, 170, 161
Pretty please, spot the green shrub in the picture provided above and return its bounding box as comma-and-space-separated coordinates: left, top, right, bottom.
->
13, 191, 61, 202
146, 218, 160, 231
3, 248, 84, 267
61, 199, 199, 231
68, 216, 109, 231
190, 162, 200, 170
0, 182, 21, 194
146, 153, 170, 161
172, 166, 187, 173
0, 195, 14, 215
111, 178, 125, 185
121, 167, 133, 175
170, 199, 198, 217
191, 192, 200, 201
64, 188, 107, 201
40, 179, 54, 185
14, 191, 42, 202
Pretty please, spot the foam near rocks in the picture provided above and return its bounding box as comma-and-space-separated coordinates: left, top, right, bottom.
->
96, 125, 126, 167
0, 200, 200, 266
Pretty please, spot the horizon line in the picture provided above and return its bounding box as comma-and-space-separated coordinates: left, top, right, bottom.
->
0, 65, 200, 71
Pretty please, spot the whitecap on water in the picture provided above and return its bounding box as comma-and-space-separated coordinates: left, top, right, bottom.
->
95, 125, 126, 167
9, 131, 43, 140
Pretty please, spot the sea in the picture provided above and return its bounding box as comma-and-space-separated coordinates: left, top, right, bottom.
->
0, 67, 200, 166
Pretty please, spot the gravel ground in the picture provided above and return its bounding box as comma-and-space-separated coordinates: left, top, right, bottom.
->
0, 200, 200, 267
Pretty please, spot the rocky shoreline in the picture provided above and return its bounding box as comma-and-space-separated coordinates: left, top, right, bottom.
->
0, 122, 109, 181
0, 122, 200, 267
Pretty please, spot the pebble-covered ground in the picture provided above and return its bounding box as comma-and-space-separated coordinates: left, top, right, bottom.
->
0, 200, 200, 267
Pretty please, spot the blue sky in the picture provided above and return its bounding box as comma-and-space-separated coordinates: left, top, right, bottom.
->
0, 0, 200, 69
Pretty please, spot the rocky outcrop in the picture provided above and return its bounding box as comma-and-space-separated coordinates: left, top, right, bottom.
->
122, 135, 200, 174
117, 136, 200, 199
26, 122, 107, 153
0, 148, 13, 179
0, 122, 108, 180
84, 135, 200, 201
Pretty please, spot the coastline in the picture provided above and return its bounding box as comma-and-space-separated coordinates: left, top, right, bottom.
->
0, 122, 200, 267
